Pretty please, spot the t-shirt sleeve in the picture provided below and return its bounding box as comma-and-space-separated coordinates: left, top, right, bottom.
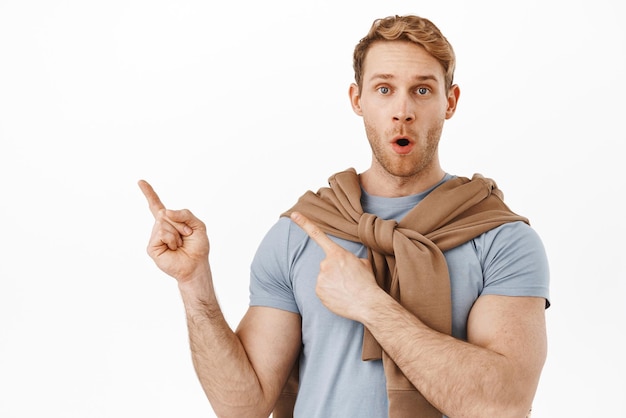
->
248, 217, 300, 314
478, 221, 551, 307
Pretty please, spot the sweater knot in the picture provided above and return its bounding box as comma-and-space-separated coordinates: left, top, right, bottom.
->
357, 213, 397, 255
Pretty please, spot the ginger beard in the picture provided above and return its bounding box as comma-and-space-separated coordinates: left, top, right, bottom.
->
364, 118, 444, 180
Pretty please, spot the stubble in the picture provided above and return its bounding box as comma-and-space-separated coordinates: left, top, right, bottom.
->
364, 120, 444, 181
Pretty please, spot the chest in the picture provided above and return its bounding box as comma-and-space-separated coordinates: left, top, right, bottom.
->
290, 237, 484, 341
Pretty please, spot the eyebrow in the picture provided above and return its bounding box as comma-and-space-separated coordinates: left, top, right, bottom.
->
368, 73, 439, 83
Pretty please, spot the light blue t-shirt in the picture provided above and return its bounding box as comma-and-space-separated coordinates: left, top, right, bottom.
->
249, 175, 550, 417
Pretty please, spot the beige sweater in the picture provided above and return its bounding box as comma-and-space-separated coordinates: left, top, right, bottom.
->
275, 168, 528, 418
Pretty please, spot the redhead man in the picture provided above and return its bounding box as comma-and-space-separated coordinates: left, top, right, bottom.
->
140, 15, 550, 418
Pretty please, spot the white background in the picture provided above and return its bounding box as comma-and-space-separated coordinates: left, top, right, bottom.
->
1, 0, 625, 416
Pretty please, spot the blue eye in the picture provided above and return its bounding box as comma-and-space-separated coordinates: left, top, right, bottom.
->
417, 87, 429, 95
378, 86, 390, 95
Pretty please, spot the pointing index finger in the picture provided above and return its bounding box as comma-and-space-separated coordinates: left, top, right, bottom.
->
138, 179, 166, 218
290, 212, 339, 255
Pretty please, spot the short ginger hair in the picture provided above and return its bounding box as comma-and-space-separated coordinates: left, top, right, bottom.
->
353, 15, 456, 92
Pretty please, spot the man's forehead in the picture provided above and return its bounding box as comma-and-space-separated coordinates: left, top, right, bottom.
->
363, 41, 445, 83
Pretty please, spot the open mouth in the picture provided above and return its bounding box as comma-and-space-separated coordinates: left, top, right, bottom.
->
391, 136, 414, 155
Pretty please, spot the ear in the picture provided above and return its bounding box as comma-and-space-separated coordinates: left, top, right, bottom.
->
349, 83, 363, 116
445, 84, 461, 119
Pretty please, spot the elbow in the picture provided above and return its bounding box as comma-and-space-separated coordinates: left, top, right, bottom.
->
501, 404, 534, 418
471, 403, 532, 418
466, 377, 537, 418
208, 393, 273, 418
478, 392, 535, 418
211, 403, 271, 418
485, 361, 543, 417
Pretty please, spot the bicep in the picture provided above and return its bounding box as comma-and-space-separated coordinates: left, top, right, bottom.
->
468, 295, 547, 391
236, 306, 302, 403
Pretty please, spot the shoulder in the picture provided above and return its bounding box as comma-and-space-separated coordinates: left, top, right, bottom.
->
252, 216, 317, 280
255, 217, 310, 258
476, 221, 546, 259
249, 217, 306, 313
474, 222, 551, 306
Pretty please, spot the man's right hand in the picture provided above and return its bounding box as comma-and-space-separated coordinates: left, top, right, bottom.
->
138, 181, 303, 418
138, 180, 210, 282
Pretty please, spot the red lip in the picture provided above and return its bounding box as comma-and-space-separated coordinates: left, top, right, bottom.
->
390, 135, 414, 155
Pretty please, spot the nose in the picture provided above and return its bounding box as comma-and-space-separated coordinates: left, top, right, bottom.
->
392, 93, 415, 123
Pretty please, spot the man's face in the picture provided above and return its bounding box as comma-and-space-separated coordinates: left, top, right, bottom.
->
350, 41, 459, 180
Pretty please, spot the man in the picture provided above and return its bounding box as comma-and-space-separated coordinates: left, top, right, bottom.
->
139, 15, 550, 418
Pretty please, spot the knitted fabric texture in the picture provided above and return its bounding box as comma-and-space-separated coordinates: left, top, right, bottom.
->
274, 168, 528, 418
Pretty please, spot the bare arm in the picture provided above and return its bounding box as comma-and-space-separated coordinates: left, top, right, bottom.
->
139, 181, 301, 417
360, 292, 546, 417
290, 211, 546, 418
178, 271, 301, 418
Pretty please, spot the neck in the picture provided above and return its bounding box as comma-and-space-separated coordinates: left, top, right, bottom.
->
359, 165, 446, 197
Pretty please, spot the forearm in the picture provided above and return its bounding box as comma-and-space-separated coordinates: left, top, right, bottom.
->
360, 291, 533, 418
178, 265, 270, 418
